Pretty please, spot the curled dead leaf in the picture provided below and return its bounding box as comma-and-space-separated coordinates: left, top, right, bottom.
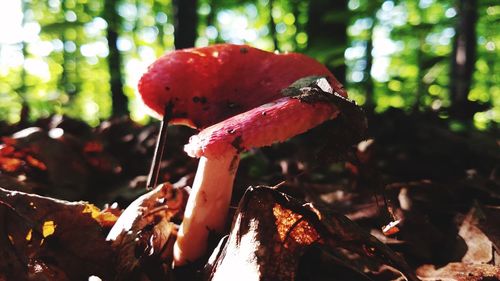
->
107, 183, 188, 281
205, 186, 419, 281
0, 187, 115, 281
417, 263, 500, 281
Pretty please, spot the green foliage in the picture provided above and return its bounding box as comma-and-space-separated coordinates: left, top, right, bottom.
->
0, 0, 498, 128
472, 1, 499, 129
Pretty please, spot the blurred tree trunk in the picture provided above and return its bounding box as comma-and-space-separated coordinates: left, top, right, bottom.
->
104, 0, 128, 116
132, 0, 140, 50
19, 0, 30, 123
291, 0, 299, 51
173, 0, 198, 49
450, 0, 478, 119
413, 34, 426, 113
290, 0, 307, 51
268, 0, 279, 51
362, 1, 382, 113
60, 0, 78, 100
306, 0, 348, 83
206, 0, 223, 43
153, 0, 166, 50
364, 25, 375, 112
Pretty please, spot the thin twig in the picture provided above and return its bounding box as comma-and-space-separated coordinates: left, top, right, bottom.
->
147, 102, 173, 189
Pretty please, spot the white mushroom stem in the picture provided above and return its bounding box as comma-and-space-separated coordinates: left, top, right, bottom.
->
173, 97, 339, 265
174, 151, 240, 265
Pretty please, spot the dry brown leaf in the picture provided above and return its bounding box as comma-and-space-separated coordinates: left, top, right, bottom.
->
107, 183, 188, 281
476, 205, 500, 253
0, 187, 115, 281
458, 207, 494, 264
205, 186, 418, 281
417, 263, 500, 281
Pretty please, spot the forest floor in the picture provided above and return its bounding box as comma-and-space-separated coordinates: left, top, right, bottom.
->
0, 109, 499, 281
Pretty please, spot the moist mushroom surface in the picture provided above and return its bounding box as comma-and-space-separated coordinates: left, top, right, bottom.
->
138, 44, 346, 129
137, 44, 349, 265
174, 94, 341, 265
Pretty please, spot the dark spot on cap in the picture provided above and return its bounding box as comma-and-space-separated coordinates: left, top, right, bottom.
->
240, 47, 248, 54
201, 191, 208, 203
200, 97, 208, 104
227, 101, 241, 109
177, 112, 188, 118
193, 96, 200, 103
261, 111, 267, 116
165, 86, 171, 91
231, 135, 244, 153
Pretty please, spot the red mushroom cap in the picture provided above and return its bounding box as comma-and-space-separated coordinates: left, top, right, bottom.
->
138, 44, 346, 129
184, 97, 340, 159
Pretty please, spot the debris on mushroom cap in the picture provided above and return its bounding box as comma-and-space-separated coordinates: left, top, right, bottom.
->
184, 97, 340, 159
138, 44, 346, 129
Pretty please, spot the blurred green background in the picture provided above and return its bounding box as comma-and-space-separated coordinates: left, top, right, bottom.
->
0, 0, 498, 129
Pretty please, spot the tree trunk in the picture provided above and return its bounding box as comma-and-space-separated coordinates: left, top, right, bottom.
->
173, 0, 198, 49
306, 0, 348, 83
362, 1, 382, 113
364, 26, 375, 112
268, 0, 279, 51
450, 0, 478, 119
60, 0, 79, 100
412, 35, 426, 113
19, 0, 30, 123
206, 0, 222, 43
153, 0, 166, 50
104, 0, 128, 117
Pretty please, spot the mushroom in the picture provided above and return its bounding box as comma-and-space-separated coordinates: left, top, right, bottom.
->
139, 44, 345, 188
174, 94, 343, 264
137, 44, 349, 265
138, 44, 346, 129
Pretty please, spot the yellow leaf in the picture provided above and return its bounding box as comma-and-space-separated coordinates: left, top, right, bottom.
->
42, 221, 56, 237
26, 229, 32, 241
82, 203, 101, 219
97, 212, 119, 224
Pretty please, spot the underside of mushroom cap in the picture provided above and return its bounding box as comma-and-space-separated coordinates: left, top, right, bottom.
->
138, 44, 346, 129
184, 97, 340, 159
